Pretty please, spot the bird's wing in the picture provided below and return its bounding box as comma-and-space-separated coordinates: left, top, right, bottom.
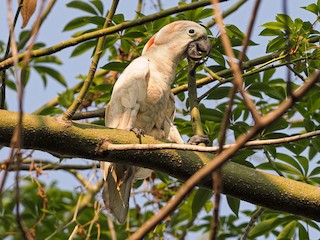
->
105, 57, 149, 130
102, 56, 149, 223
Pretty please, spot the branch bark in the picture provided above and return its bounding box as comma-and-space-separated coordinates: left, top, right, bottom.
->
1, 110, 320, 221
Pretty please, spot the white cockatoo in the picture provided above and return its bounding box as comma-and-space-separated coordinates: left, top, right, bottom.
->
101, 20, 211, 223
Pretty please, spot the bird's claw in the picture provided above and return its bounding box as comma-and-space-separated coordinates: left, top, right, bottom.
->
130, 128, 145, 143
187, 134, 210, 146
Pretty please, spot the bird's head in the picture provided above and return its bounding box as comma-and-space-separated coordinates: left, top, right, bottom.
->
142, 20, 211, 61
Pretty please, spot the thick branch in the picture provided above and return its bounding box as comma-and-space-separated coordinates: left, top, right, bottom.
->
1, 110, 320, 221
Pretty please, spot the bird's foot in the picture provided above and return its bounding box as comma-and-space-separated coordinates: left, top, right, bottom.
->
130, 128, 145, 143
187, 134, 210, 146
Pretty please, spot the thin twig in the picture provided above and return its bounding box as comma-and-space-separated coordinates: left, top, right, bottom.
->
6, 1, 33, 238
103, 129, 320, 152
0, 0, 24, 109
209, 1, 261, 238
263, 148, 284, 177
241, 207, 266, 240
211, 0, 261, 124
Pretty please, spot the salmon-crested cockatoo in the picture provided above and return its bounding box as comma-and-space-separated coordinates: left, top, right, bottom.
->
101, 20, 211, 223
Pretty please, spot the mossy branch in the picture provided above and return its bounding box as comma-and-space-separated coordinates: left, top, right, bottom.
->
1, 109, 320, 221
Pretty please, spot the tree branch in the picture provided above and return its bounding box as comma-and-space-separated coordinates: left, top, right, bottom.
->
1, 109, 320, 222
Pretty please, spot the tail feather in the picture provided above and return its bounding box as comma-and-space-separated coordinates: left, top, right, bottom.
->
101, 163, 135, 224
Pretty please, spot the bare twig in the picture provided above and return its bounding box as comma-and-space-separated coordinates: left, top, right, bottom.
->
5, 1, 33, 238
0, 0, 24, 109
211, 0, 261, 123
209, 1, 261, 238
263, 148, 284, 177
241, 207, 266, 240
104, 129, 320, 152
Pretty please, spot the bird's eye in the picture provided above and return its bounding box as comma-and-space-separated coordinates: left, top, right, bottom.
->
188, 29, 195, 35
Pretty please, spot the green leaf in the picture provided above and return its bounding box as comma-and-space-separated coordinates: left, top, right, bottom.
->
266, 35, 286, 53
225, 24, 245, 40
262, 22, 287, 30
153, 18, 171, 30
70, 40, 97, 57
120, 38, 132, 53
260, 28, 282, 36
301, 3, 318, 15
226, 196, 240, 217
5, 79, 16, 91
33, 56, 62, 65
298, 222, 309, 239
276, 221, 296, 240
86, 16, 106, 27
58, 89, 74, 108
249, 218, 283, 238
63, 16, 92, 31
155, 171, 170, 184
37, 106, 63, 116
91, 83, 113, 92
91, 0, 104, 15
67, 1, 98, 15
263, 68, 276, 82
309, 146, 318, 161
102, 34, 119, 50
209, 49, 226, 67
276, 14, 294, 28
191, 188, 212, 219
276, 153, 303, 174
101, 61, 129, 72
312, 137, 320, 152
206, 86, 230, 100
112, 14, 125, 24
34, 66, 67, 87
122, 31, 146, 39
304, 119, 315, 132
309, 166, 320, 177
295, 155, 309, 175
264, 118, 289, 133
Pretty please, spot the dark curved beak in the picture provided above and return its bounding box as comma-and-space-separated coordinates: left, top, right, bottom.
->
187, 37, 211, 61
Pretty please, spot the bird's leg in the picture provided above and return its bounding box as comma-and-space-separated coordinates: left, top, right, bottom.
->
130, 127, 145, 144
187, 134, 210, 146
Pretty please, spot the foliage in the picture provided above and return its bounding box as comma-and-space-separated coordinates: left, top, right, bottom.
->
1, 0, 320, 239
